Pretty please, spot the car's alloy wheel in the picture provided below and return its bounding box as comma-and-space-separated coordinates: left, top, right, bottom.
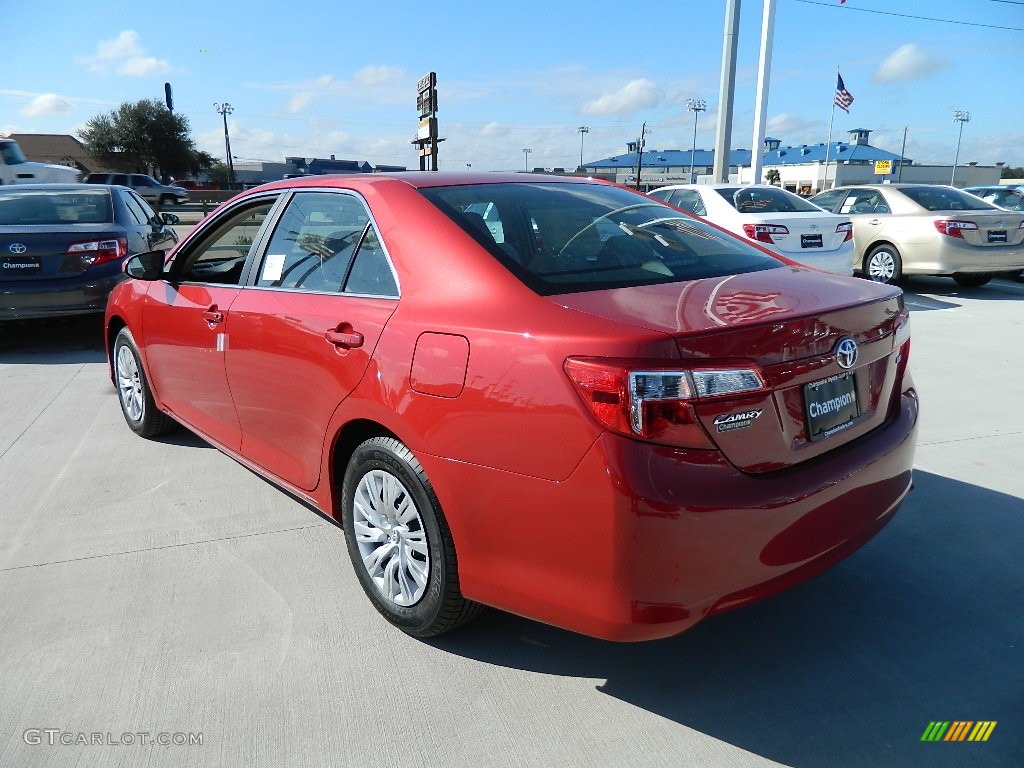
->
113, 328, 175, 438
353, 468, 430, 606
864, 245, 902, 284
342, 436, 481, 637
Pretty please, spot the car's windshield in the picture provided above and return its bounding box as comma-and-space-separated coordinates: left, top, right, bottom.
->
0, 190, 113, 225
420, 182, 782, 295
900, 186, 997, 212
0, 141, 28, 165
715, 186, 822, 213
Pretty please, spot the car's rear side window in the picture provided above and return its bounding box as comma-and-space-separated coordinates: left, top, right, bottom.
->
900, 187, 996, 212
420, 182, 781, 295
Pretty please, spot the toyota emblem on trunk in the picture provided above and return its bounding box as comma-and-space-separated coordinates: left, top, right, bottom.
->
9, 243, 27, 254
835, 338, 858, 369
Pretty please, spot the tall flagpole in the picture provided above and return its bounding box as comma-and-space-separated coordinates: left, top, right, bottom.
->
823, 67, 838, 191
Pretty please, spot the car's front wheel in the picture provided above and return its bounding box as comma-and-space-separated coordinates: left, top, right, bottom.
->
342, 436, 481, 637
864, 244, 903, 284
952, 272, 993, 288
113, 328, 175, 438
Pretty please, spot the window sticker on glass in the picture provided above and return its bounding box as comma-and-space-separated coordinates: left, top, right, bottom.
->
262, 253, 286, 282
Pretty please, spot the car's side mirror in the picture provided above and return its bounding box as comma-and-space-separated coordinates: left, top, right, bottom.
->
152, 212, 180, 227
124, 250, 166, 280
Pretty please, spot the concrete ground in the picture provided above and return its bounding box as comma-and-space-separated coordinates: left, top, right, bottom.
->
0, 275, 1020, 768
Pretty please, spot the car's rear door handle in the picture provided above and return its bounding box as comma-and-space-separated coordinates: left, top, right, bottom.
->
868, 219, 882, 225
202, 306, 225, 324
325, 324, 364, 349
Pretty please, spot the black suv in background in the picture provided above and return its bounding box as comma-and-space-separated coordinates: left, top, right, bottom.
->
84, 173, 189, 207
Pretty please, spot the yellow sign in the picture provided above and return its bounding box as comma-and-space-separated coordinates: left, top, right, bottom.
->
874, 160, 893, 175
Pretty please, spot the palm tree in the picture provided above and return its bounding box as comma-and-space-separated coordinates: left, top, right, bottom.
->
765, 168, 781, 185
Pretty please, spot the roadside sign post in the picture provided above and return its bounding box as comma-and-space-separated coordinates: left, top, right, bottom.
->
413, 72, 444, 171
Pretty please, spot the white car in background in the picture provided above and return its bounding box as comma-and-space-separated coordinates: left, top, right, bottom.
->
649, 184, 854, 275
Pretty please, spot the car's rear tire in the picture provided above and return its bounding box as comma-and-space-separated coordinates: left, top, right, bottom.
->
952, 272, 993, 288
342, 436, 482, 637
863, 245, 902, 284
113, 327, 175, 438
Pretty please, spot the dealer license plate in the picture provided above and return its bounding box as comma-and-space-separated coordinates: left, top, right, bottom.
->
0, 256, 41, 275
987, 230, 1007, 244
804, 371, 859, 441
800, 233, 823, 248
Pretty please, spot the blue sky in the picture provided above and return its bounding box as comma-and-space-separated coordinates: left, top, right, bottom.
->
4, 0, 1022, 173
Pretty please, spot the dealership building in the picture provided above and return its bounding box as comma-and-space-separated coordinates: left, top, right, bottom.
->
581, 129, 1002, 193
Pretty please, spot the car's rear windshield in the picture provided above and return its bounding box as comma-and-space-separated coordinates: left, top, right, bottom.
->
419, 182, 782, 295
0, 189, 113, 225
714, 186, 822, 213
900, 187, 997, 212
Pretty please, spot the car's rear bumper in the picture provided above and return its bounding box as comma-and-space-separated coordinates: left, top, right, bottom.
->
901, 239, 1024, 275
0, 270, 124, 320
435, 385, 918, 641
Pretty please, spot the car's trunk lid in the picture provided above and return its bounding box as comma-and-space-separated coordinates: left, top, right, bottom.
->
554, 267, 907, 472
0, 226, 117, 282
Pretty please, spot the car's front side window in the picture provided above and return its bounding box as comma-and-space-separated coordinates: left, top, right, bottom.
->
173, 199, 276, 285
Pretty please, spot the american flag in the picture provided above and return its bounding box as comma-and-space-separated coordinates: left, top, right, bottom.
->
834, 73, 854, 113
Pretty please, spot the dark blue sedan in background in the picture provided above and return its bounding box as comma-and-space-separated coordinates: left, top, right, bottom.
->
0, 183, 178, 320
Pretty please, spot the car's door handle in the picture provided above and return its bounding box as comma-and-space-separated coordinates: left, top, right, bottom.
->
202, 307, 225, 324
325, 325, 364, 349
868, 219, 882, 225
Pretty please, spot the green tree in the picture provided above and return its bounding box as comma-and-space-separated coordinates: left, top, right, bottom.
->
205, 161, 233, 189
765, 168, 781, 185
1000, 165, 1024, 179
79, 98, 212, 180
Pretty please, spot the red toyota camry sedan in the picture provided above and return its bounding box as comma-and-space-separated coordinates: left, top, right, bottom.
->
104, 173, 917, 642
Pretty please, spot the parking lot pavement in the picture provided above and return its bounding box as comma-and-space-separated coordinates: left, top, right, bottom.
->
0, 275, 1020, 768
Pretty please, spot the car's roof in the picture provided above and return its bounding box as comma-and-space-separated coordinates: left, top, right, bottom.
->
253, 172, 607, 194
827, 183, 958, 191
0, 183, 110, 193
657, 183, 781, 190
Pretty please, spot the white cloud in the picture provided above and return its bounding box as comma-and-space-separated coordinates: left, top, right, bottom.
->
353, 66, 404, 87
77, 30, 172, 77
22, 93, 75, 118
581, 79, 665, 117
96, 30, 144, 62
480, 122, 509, 138
874, 44, 948, 83
118, 56, 172, 77
286, 92, 315, 114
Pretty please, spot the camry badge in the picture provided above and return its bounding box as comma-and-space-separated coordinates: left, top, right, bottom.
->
9, 243, 27, 254
714, 409, 763, 433
835, 338, 858, 369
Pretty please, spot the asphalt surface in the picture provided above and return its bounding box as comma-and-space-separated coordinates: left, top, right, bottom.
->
0, 275, 1021, 768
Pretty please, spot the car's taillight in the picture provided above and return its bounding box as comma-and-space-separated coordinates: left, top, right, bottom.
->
893, 312, 911, 379
837, 221, 854, 242
934, 220, 978, 239
564, 357, 766, 449
67, 237, 128, 266
742, 223, 789, 243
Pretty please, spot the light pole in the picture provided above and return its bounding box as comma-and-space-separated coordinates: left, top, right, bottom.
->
951, 110, 970, 186
686, 98, 707, 183
522, 148, 532, 172
577, 126, 590, 170
214, 102, 235, 187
